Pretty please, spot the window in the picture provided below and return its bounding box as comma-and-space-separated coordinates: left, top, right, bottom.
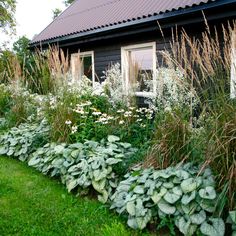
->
231, 32, 236, 99
121, 42, 157, 97
71, 51, 95, 85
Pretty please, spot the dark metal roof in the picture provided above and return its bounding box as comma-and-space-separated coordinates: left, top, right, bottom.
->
31, 0, 216, 44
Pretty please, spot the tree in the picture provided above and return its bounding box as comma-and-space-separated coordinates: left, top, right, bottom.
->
53, 8, 62, 19
52, 0, 74, 19
64, 0, 74, 7
13, 36, 31, 61
0, 0, 16, 34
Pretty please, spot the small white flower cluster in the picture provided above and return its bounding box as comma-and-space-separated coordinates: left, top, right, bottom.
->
100, 63, 126, 105
65, 119, 78, 134
144, 68, 197, 112
95, 114, 115, 125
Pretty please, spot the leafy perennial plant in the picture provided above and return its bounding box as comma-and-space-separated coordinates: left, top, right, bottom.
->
111, 163, 225, 235
28, 135, 137, 203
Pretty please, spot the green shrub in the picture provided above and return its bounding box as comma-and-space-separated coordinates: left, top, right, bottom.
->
0, 84, 12, 117
111, 163, 225, 235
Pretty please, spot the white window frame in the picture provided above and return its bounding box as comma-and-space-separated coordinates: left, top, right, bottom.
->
71, 50, 95, 86
231, 32, 236, 99
121, 42, 157, 97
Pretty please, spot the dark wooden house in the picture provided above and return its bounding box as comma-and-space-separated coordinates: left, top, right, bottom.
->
30, 0, 236, 98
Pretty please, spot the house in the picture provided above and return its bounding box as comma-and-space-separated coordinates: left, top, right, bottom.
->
30, 0, 236, 98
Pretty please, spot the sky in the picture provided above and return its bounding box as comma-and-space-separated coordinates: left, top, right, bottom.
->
1, 0, 66, 47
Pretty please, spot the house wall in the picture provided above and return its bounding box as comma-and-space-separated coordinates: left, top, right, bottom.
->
64, 30, 172, 80
61, 18, 234, 81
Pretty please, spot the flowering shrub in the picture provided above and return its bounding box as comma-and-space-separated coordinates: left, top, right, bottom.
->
67, 103, 155, 146
101, 63, 125, 105
144, 68, 197, 112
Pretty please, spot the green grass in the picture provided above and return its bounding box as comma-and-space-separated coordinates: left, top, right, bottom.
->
0, 156, 150, 236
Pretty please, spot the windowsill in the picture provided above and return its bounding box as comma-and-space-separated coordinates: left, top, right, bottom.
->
135, 91, 156, 98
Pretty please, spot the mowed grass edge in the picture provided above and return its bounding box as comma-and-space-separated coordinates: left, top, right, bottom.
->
0, 156, 150, 236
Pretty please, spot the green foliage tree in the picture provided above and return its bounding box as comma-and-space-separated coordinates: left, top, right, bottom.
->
53, 8, 62, 19
52, 0, 74, 19
63, 0, 74, 7
13, 36, 31, 64
0, 49, 15, 83
0, 0, 16, 34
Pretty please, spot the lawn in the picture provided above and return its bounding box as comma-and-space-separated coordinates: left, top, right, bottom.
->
0, 156, 149, 236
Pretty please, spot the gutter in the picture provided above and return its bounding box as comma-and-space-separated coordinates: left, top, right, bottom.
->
30, 0, 236, 48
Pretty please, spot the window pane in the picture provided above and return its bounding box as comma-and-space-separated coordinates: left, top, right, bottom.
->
81, 55, 93, 81
128, 47, 154, 92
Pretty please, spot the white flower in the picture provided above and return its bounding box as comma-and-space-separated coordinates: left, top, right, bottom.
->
71, 125, 78, 134
77, 101, 92, 107
65, 120, 72, 125
124, 111, 132, 117
117, 109, 125, 113
140, 124, 146, 128
92, 111, 102, 116
129, 107, 136, 110
164, 107, 172, 112
73, 107, 85, 114
119, 120, 125, 125
137, 119, 143, 122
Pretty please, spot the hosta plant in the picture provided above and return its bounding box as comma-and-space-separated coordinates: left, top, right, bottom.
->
228, 211, 236, 236
0, 119, 50, 161
27, 135, 137, 203
111, 163, 225, 235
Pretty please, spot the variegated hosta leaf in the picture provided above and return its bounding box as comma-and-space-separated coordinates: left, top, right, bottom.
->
190, 210, 206, 225
98, 190, 109, 204
133, 185, 145, 194
107, 135, 120, 143
175, 216, 197, 236
200, 218, 225, 236
92, 179, 106, 194
164, 188, 182, 204
181, 191, 196, 205
151, 187, 167, 204
157, 199, 176, 215
199, 186, 216, 200
105, 158, 122, 165
126, 201, 136, 216
66, 179, 78, 192
181, 178, 197, 193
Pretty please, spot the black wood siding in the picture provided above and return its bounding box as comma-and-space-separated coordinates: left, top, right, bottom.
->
62, 17, 234, 81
